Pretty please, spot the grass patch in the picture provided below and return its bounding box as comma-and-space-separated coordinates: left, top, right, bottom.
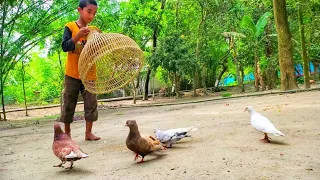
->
0, 114, 60, 130
0, 111, 86, 130
221, 92, 232, 97
116, 111, 124, 115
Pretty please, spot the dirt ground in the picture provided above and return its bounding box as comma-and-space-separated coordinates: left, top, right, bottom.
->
0, 90, 319, 180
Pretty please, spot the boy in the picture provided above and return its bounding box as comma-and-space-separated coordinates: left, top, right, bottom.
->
60, 0, 100, 140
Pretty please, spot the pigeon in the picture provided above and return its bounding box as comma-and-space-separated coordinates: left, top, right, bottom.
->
154, 126, 198, 147
125, 120, 165, 163
52, 122, 89, 169
245, 106, 285, 143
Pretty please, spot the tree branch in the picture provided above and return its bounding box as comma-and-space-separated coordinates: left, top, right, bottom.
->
4, 0, 24, 51
4, 0, 46, 27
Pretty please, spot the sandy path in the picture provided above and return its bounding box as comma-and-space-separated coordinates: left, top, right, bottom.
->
0, 91, 319, 180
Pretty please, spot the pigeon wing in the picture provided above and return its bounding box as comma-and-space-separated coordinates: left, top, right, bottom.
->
251, 113, 283, 135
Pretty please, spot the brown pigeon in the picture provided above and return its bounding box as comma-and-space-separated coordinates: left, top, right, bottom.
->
125, 120, 165, 163
52, 122, 89, 169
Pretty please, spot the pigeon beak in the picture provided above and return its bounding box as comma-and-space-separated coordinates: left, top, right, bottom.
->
124, 124, 128, 127
244, 108, 247, 112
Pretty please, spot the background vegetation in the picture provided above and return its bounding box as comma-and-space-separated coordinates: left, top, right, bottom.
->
1, 0, 320, 120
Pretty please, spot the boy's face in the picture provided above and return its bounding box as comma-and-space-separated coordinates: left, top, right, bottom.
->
78, 4, 97, 24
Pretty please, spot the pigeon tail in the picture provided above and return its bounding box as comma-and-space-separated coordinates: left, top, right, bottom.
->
64, 151, 89, 159
176, 132, 187, 136
273, 130, 285, 136
188, 127, 198, 132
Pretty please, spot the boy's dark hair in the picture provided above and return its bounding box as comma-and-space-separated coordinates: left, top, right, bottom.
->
79, 0, 98, 9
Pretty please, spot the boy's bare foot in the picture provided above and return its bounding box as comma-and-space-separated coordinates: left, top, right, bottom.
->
85, 132, 101, 141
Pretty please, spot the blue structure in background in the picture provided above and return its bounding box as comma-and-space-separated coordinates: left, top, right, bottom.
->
295, 62, 317, 76
222, 62, 319, 86
222, 73, 254, 86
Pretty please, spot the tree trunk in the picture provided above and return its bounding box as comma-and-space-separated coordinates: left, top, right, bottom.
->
22, 60, 28, 116
143, 68, 151, 101
132, 81, 137, 104
215, 52, 230, 88
209, 60, 217, 88
58, 50, 64, 115
195, 1, 207, 96
273, 0, 299, 90
312, 61, 319, 80
254, 48, 260, 91
144, 0, 166, 100
152, 75, 155, 100
254, 42, 265, 91
240, 60, 245, 92
258, 61, 265, 90
264, 21, 277, 90
264, 59, 278, 90
144, 28, 154, 101
58, 51, 64, 78
316, 62, 319, 80
0, 74, 6, 121
216, 63, 228, 88
0, 2, 6, 121
308, 11, 319, 81
298, 4, 310, 88
231, 37, 243, 92
234, 53, 243, 92
135, 73, 140, 95
193, 70, 197, 97
174, 72, 181, 98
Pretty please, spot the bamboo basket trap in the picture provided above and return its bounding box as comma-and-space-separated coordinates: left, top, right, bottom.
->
78, 28, 144, 94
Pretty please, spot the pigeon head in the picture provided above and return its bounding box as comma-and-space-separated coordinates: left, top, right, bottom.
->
125, 120, 138, 128
53, 122, 67, 141
244, 106, 254, 112
54, 122, 64, 134
154, 128, 160, 133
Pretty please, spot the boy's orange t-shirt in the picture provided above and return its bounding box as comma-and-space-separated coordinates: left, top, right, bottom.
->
64, 22, 96, 80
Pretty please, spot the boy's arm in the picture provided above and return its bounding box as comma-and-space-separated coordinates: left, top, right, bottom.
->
62, 26, 75, 52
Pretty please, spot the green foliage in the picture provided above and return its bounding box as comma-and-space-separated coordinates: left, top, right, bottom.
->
241, 11, 272, 39
2, 0, 320, 107
3, 52, 64, 105
155, 66, 171, 86
150, 29, 196, 79
296, 76, 304, 84
255, 12, 272, 38
0, 0, 77, 109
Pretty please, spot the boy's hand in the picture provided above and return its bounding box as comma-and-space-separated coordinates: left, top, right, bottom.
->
72, 27, 90, 45
73, 42, 84, 55
77, 27, 90, 38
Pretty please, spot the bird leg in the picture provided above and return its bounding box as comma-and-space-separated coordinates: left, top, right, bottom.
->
137, 157, 145, 164
134, 153, 141, 161
162, 144, 168, 148
53, 163, 63, 168
53, 160, 66, 168
260, 133, 271, 143
162, 143, 171, 148
65, 161, 74, 169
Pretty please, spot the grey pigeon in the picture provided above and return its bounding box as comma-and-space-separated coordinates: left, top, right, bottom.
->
154, 126, 198, 147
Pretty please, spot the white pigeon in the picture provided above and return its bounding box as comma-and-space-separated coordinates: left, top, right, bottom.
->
154, 126, 198, 147
245, 106, 285, 143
